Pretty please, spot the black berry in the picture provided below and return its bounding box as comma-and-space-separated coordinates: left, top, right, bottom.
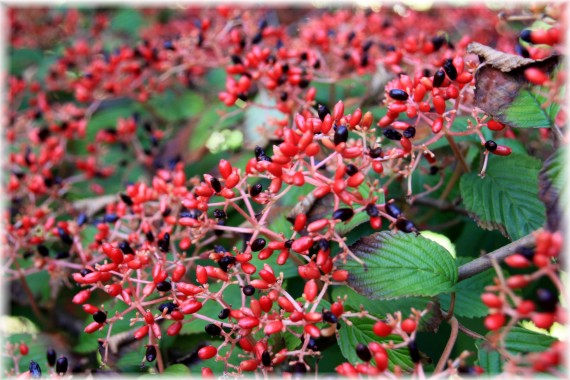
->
218, 308, 230, 319
93, 310, 107, 323
485, 140, 497, 152
47, 348, 56, 366
433, 70, 445, 88
158, 232, 170, 252
55, 356, 68, 375
385, 202, 402, 218
346, 164, 359, 176
383, 129, 402, 141
536, 288, 558, 312
118, 241, 134, 254
210, 177, 222, 193
251, 238, 266, 252
317, 104, 330, 121
322, 310, 338, 324
146, 345, 157, 362
119, 193, 133, 206
213, 209, 226, 219
158, 302, 177, 314
355, 343, 372, 362
243, 285, 255, 296
369, 147, 383, 158
429, 166, 439, 175
332, 208, 354, 222
262, 350, 272, 367
408, 339, 421, 363
403, 126, 416, 139
250, 183, 263, 197
218, 255, 236, 272
520, 29, 532, 43
443, 59, 457, 80
334, 124, 349, 145
205, 323, 222, 336
29, 361, 42, 378
156, 281, 172, 292
389, 89, 409, 101
396, 218, 418, 233
365, 204, 379, 217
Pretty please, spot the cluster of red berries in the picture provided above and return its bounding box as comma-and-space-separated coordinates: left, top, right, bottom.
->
5, 4, 566, 377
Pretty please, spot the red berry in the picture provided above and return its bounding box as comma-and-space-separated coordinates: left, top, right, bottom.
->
484, 313, 505, 331
373, 321, 392, 337
401, 319, 417, 334
198, 346, 217, 360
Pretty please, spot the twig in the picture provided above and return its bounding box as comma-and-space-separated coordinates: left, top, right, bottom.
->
457, 233, 535, 282
434, 316, 458, 374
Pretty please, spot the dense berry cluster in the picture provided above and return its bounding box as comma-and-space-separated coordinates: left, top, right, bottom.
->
4, 4, 566, 378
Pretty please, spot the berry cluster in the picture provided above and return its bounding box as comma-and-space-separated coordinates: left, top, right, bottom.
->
5, 4, 566, 378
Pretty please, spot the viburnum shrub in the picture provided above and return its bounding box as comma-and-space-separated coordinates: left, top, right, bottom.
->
3, 4, 567, 378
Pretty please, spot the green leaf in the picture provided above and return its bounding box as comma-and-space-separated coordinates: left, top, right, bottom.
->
338, 317, 413, 372
341, 231, 457, 300
504, 326, 557, 354
543, 147, 566, 194
110, 9, 144, 35
163, 364, 191, 375
439, 257, 495, 318
460, 153, 546, 240
476, 326, 558, 372
147, 90, 205, 122
504, 87, 558, 128
476, 340, 502, 374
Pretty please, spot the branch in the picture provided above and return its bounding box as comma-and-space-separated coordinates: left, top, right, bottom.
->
457, 233, 536, 282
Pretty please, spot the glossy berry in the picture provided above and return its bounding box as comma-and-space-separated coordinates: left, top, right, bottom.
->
29, 361, 42, 378
484, 140, 497, 152
205, 323, 222, 336
158, 233, 170, 252
317, 104, 331, 121
47, 348, 56, 366
520, 29, 532, 42
218, 308, 230, 319
443, 58, 457, 80
146, 345, 157, 362
93, 310, 107, 323
388, 89, 409, 101
403, 126, 416, 138
322, 310, 338, 324
536, 288, 558, 312
401, 318, 417, 334
433, 70, 445, 87
373, 321, 392, 337
365, 203, 379, 217
395, 218, 417, 233
355, 343, 372, 362
250, 183, 263, 197
156, 281, 172, 292
213, 209, 226, 219
218, 256, 236, 272
484, 313, 505, 331
334, 124, 349, 145
369, 147, 383, 158
158, 302, 177, 314
332, 208, 354, 222
251, 238, 266, 251
243, 285, 255, 296
383, 129, 402, 140
55, 356, 68, 375
346, 164, 359, 176
262, 351, 272, 367
385, 202, 402, 218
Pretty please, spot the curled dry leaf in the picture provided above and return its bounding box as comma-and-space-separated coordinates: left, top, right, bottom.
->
467, 42, 559, 127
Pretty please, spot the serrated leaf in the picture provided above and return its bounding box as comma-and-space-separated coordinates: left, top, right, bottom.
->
338, 317, 413, 372
460, 153, 545, 240
439, 257, 495, 318
341, 231, 457, 300
476, 340, 502, 374
504, 88, 558, 128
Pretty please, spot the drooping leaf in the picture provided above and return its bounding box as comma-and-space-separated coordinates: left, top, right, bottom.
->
337, 317, 413, 372
439, 257, 495, 318
341, 231, 457, 300
460, 153, 545, 240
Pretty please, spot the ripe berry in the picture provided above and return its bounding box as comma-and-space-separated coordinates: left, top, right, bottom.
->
322, 310, 338, 324
146, 345, 157, 362
243, 285, 255, 296
218, 256, 236, 272
47, 348, 56, 366
334, 124, 349, 145
355, 343, 372, 362
520, 29, 532, 42
205, 323, 222, 336
433, 70, 445, 87
218, 308, 230, 319
213, 209, 226, 219
484, 313, 505, 331
250, 183, 263, 197
532, 312, 555, 329
383, 129, 402, 141
120, 193, 133, 206
443, 58, 457, 80
55, 356, 68, 375
156, 281, 172, 292
346, 164, 359, 176
536, 289, 558, 312
19, 343, 29, 356
158, 233, 170, 252
198, 346, 217, 360
317, 104, 331, 121
332, 208, 354, 222
484, 140, 497, 152
93, 310, 107, 323
29, 361, 42, 378
158, 302, 177, 314
403, 126, 416, 138
369, 147, 383, 158
401, 318, 417, 334
118, 241, 134, 254
262, 351, 272, 367
388, 89, 409, 101
373, 321, 392, 337
385, 202, 402, 218
251, 238, 267, 251
365, 204, 379, 217
395, 218, 417, 233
